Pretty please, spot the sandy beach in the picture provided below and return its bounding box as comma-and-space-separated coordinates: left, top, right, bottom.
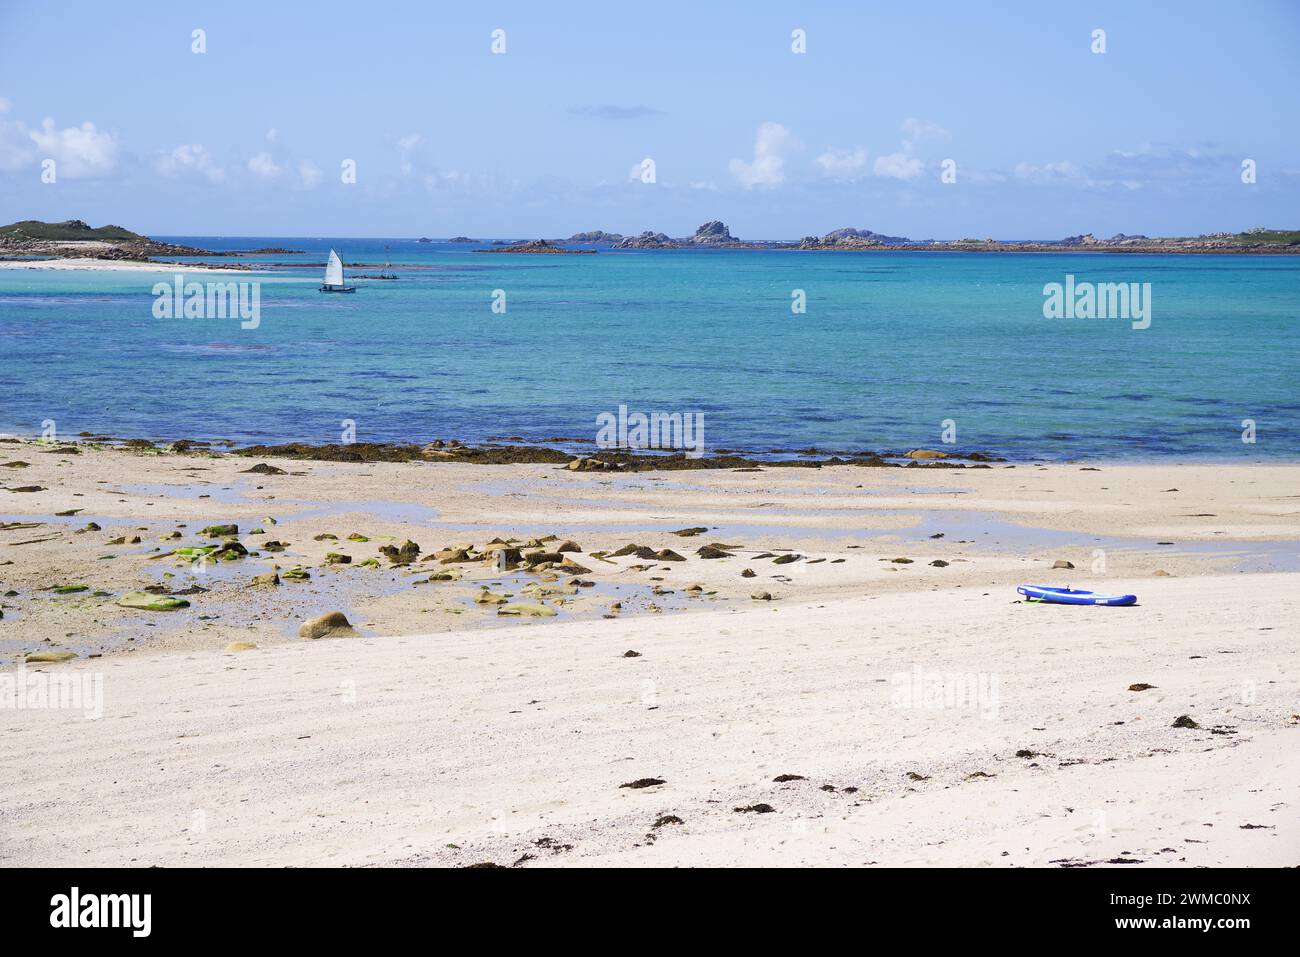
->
1, 441, 1296, 866
0, 257, 256, 273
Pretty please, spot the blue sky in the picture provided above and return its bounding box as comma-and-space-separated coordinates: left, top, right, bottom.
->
1, 0, 1297, 238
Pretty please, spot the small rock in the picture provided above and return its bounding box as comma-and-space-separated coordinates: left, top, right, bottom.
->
1053, 559, 1075, 569
117, 592, 190, 611
1171, 715, 1200, 729
1128, 683, 1156, 692
25, 650, 78, 663
298, 611, 357, 640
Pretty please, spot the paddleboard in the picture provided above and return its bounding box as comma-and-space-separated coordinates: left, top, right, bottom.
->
1017, 585, 1137, 607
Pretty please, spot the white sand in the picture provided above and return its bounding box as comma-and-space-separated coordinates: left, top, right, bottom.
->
0, 257, 255, 274
2, 572, 1295, 867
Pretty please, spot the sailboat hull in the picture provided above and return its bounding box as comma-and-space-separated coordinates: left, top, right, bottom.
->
319, 285, 356, 293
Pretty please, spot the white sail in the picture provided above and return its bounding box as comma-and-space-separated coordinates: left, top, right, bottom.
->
324, 249, 344, 287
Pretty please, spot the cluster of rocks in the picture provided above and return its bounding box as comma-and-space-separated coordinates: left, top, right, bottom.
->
476, 239, 597, 255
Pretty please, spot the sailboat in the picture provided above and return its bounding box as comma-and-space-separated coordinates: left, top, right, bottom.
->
320, 248, 356, 293
376, 245, 398, 280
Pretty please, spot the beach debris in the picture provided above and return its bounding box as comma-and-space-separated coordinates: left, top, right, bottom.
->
741, 568, 756, 577
622, 650, 642, 658
672, 527, 708, 537
653, 815, 684, 827
54, 508, 82, 517
313, 533, 339, 541
695, 545, 732, 559
201, 523, 239, 537
117, 591, 190, 611
620, 778, 665, 789
1171, 715, 1201, 729
380, 540, 421, 565
965, 771, 996, 780
242, 463, 287, 475
1052, 559, 1075, 569
929, 532, 945, 539
750, 591, 773, 601
5, 485, 46, 492
50, 584, 89, 594
905, 449, 947, 459
733, 803, 776, 814
929, 559, 949, 567
905, 772, 930, 781
357, 558, 380, 569
1128, 683, 1156, 692
224, 641, 258, 652
299, 611, 357, 640
1, 461, 30, 468
25, 650, 78, 663
772, 774, 806, 782
1015, 749, 1041, 758
497, 602, 556, 617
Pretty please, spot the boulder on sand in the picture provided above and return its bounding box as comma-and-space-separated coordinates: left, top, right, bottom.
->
298, 611, 357, 640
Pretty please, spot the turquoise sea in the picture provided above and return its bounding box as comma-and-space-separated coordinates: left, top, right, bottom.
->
2, 238, 1298, 461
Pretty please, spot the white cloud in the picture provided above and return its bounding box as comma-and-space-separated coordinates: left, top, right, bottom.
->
0, 119, 36, 172
155, 143, 225, 182
873, 151, 924, 181
729, 121, 798, 188
901, 117, 950, 149
816, 146, 870, 181
398, 134, 421, 175
248, 151, 283, 178
297, 160, 322, 189
26, 118, 118, 178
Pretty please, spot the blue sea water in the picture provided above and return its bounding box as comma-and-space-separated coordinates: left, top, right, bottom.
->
1, 238, 1298, 461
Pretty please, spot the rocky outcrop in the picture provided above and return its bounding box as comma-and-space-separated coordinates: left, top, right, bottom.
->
614, 231, 676, 249
476, 239, 597, 254
689, 221, 738, 244
568, 230, 624, 243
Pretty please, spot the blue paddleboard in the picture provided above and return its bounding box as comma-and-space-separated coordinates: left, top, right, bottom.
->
1017, 585, 1137, 607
